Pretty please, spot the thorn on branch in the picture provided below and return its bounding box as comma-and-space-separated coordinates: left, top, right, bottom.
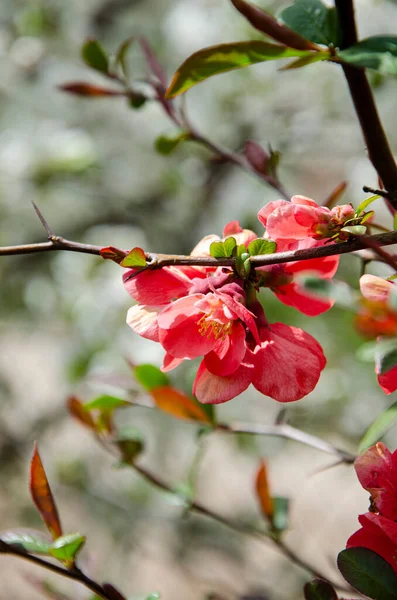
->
31, 201, 54, 239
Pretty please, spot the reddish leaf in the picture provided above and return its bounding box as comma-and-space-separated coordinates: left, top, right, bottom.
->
229, 0, 320, 51
151, 386, 212, 424
255, 460, 274, 523
67, 396, 96, 431
30, 444, 62, 540
59, 83, 125, 97
100, 246, 128, 264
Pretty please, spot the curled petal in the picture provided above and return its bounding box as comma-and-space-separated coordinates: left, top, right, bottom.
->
162, 353, 184, 372
274, 282, 334, 316
159, 314, 216, 359
223, 221, 243, 236
126, 305, 160, 341
193, 355, 254, 404
360, 274, 394, 304
252, 323, 326, 402
291, 195, 320, 207
258, 200, 288, 228
355, 442, 397, 519
190, 234, 220, 257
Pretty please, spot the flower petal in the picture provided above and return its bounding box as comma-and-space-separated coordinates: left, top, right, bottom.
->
274, 282, 334, 316
193, 356, 253, 404
204, 321, 247, 376
378, 363, 397, 395
347, 513, 397, 575
126, 304, 160, 341
252, 323, 326, 402
123, 267, 191, 304
355, 442, 397, 520
360, 274, 394, 304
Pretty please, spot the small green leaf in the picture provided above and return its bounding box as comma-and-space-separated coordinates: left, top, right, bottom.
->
120, 247, 147, 268
359, 400, 397, 453
133, 364, 169, 391
155, 133, 189, 155
272, 496, 289, 533
116, 427, 144, 464
115, 37, 134, 78
360, 210, 375, 225
248, 238, 277, 256
337, 547, 397, 600
146, 594, 161, 600
303, 578, 338, 600
83, 395, 130, 412
0, 529, 52, 555
279, 0, 340, 47
209, 238, 237, 258
340, 225, 367, 236
82, 39, 109, 74
165, 41, 316, 98
50, 533, 86, 567
355, 194, 380, 216
128, 92, 147, 109
338, 36, 397, 77
394, 213, 397, 231
375, 338, 397, 375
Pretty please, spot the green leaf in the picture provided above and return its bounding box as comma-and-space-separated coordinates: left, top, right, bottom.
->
146, 594, 161, 600
279, 0, 340, 47
116, 427, 144, 464
359, 401, 397, 453
338, 36, 397, 77
340, 225, 367, 236
50, 533, 86, 567
248, 238, 276, 256
115, 37, 134, 78
375, 338, 397, 375
209, 237, 237, 258
133, 364, 169, 391
355, 194, 380, 216
120, 247, 147, 268
394, 212, 397, 231
360, 210, 375, 225
81, 39, 109, 74
155, 133, 189, 155
0, 529, 52, 555
337, 547, 397, 600
303, 579, 338, 600
280, 50, 330, 70
83, 395, 130, 412
272, 496, 289, 533
165, 41, 316, 98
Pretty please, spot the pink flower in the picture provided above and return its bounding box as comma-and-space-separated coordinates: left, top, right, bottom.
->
258, 195, 355, 243
347, 512, 397, 575
355, 442, 397, 520
192, 301, 326, 404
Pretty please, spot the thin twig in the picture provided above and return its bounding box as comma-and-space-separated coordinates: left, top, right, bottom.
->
0, 540, 122, 600
224, 422, 356, 464
335, 0, 397, 207
131, 463, 346, 590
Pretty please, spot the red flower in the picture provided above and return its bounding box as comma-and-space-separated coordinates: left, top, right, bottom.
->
347, 512, 397, 575
355, 442, 397, 520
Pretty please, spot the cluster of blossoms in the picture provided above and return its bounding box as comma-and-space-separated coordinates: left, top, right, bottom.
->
347, 442, 397, 574
124, 196, 360, 405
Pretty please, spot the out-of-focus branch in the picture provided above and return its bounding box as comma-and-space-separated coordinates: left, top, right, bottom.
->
335, 0, 397, 207
0, 540, 125, 600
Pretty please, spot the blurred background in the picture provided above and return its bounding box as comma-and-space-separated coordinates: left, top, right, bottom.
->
1, 0, 397, 598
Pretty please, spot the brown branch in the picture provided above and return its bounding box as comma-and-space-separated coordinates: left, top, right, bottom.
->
335, 0, 397, 206
4, 230, 397, 274
0, 540, 123, 600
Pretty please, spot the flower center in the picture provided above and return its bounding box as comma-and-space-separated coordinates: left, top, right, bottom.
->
197, 313, 233, 339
